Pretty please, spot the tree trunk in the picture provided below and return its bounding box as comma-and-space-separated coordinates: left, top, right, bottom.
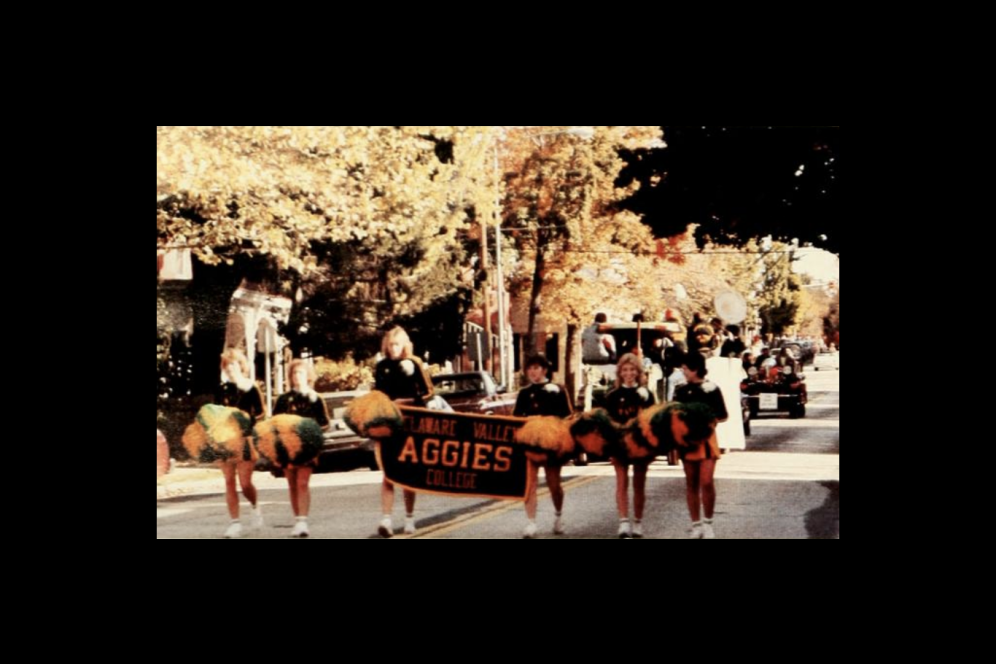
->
526, 244, 546, 357
564, 323, 580, 409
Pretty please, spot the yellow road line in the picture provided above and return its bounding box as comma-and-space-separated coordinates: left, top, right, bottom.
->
405, 475, 602, 539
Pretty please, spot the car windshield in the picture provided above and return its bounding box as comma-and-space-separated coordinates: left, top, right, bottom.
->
433, 378, 485, 395
323, 396, 356, 420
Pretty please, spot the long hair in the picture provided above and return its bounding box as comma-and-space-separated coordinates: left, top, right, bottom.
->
220, 348, 250, 379
381, 326, 414, 359
287, 358, 316, 390
613, 353, 646, 389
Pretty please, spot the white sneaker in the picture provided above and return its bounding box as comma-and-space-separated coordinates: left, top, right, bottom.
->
250, 508, 264, 531
223, 521, 243, 539
403, 517, 416, 535
291, 519, 310, 538
702, 521, 716, 539
689, 522, 704, 539
523, 522, 538, 539
553, 515, 566, 535
632, 521, 644, 538
618, 521, 632, 538
378, 516, 393, 538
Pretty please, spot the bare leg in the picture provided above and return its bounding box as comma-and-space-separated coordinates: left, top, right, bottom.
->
403, 489, 416, 515
381, 478, 395, 515
545, 464, 564, 513
286, 467, 300, 516
236, 461, 257, 507
524, 461, 540, 520
683, 460, 702, 522
633, 462, 649, 521
700, 459, 717, 519
613, 460, 630, 519
295, 466, 313, 517
221, 462, 239, 519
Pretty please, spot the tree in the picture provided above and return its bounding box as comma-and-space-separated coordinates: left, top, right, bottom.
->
756, 242, 803, 337
498, 127, 663, 356
158, 126, 499, 359
619, 126, 840, 254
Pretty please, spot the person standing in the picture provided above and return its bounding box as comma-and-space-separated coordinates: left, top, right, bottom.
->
514, 355, 573, 538
214, 349, 265, 539
374, 326, 433, 537
674, 352, 728, 539
603, 353, 656, 538
582, 312, 617, 363
272, 359, 330, 538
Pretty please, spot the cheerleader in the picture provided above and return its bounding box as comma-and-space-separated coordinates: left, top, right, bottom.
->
604, 353, 656, 538
272, 359, 330, 538
513, 355, 573, 538
374, 326, 434, 538
215, 349, 264, 539
673, 352, 728, 539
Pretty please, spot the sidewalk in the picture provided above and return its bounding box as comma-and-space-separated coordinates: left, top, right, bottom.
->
157, 464, 383, 501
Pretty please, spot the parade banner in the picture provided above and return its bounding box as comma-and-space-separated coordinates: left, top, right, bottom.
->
377, 407, 532, 500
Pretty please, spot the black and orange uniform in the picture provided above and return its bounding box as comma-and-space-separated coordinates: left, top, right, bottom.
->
375, 358, 434, 405
513, 381, 573, 419
215, 382, 265, 424
674, 381, 728, 461
603, 385, 655, 425
215, 382, 265, 461
273, 392, 330, 428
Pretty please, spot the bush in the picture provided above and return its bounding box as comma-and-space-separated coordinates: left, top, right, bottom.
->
314, 355, 375, 392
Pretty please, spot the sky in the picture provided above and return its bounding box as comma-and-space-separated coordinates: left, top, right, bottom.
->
793, 248, 839, 283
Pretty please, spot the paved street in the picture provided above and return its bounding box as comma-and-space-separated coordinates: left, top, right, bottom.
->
158, 367, 838, 539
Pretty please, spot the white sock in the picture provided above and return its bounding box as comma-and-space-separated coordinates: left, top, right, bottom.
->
620, 517, 629, 524
296, 516, 307, 523
405, 513, 415, 520
382, 514, 392, 520
634, 519, 642, 525
704, 517, 713, 525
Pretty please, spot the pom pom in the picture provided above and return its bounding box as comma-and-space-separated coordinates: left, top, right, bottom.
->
254, 414, 324, 467
569, 409, 621, 457
516, 416, 575, 459
653, 402, 716, 449
181, 404, 253, 463
344, 391, 403, 438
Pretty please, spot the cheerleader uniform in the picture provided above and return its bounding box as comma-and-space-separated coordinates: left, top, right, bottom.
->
673, 381, 728, 461
215, 382, 264, 461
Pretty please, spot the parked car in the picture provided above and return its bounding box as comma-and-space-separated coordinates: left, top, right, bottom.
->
430, 372, 517, 416
741, 365, 808, 419
264, 390, 378, 476
812, 351, 839, 371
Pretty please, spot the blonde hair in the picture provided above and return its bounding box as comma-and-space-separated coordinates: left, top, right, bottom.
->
288, 359, 316, 389
613, 353, 646, 389
220, 348, 250, 379
381, 326, 414, 359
